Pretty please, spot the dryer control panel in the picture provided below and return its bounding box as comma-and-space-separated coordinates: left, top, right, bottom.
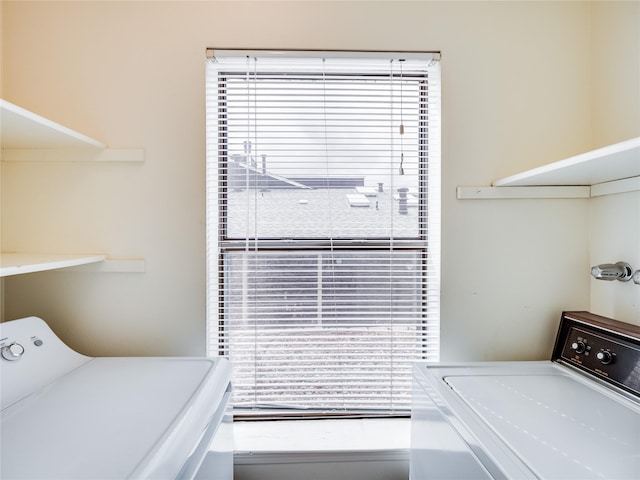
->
553, 311, 640, 398
0, 316, 91, 410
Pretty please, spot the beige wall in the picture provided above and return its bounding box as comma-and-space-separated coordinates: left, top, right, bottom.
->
588, 1, 640, 325
590, 1, 640, 147
1, 1, 635, 359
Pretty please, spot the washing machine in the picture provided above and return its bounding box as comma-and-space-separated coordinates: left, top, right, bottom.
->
0, 316, 233, 480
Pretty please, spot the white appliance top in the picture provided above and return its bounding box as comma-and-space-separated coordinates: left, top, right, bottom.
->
1, 317, 232, 480
447, 372, 640, 480
419, 361, 640, 480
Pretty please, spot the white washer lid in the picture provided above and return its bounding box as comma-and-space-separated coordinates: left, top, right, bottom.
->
446, 374, 640, 480
1, 357, 231, 479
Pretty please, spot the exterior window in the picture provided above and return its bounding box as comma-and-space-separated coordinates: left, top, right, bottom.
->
206, 50, 441, 416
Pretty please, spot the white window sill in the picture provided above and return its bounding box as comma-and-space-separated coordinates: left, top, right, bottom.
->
233, 418, 410, 455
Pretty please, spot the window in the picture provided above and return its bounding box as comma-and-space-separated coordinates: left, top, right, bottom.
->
206, 50, 440, 416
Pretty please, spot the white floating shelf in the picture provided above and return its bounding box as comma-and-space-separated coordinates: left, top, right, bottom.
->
0, 253, 106, 277
459, 137, 640, 199
0, 99, 105, 149
0, 99, 143, 162
0, 253, 145, 277
494, 137, 640, 187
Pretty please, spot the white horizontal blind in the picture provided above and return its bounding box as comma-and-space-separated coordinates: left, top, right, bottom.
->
206, 51, 441, 414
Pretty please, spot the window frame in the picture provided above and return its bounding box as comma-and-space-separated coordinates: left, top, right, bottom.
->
206, 50, 440, 418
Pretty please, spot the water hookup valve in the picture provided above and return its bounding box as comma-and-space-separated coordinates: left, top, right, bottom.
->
591, 262, 633, 282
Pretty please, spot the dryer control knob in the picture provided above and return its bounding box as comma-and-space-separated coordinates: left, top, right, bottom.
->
571, 341, 586, 354
596, 351, 612, 365
1, 343, 25, 361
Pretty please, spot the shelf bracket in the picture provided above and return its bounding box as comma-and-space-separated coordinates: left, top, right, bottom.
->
457, 186, 591, 200
2, 148, 144, 162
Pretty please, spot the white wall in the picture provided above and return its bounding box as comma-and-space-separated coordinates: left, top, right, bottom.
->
1, 1, 630, 360
589, 192, 640, 323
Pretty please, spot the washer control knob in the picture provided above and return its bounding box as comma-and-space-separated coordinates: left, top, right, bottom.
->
571, 341, 586, 354
596, 351, 613, 365
1, 343, 25, 361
